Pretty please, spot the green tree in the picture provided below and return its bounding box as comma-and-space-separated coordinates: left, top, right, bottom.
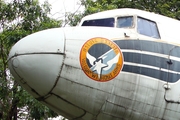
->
0, 0, 62, 119
82, 0, 180, 18
68, 0, 180, 26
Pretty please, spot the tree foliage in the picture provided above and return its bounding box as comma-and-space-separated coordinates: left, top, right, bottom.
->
0, 0, 62, 119
68, 0, 180, 26
82, 0, 180, 18
2, 0, 180, 119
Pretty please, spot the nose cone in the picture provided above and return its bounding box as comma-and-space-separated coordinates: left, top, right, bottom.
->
8, 28, 65, 98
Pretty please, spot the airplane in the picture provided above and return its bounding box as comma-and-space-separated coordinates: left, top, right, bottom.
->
7, 8, 180, 120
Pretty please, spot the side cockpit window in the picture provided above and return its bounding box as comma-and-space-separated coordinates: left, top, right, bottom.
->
137, 17, 160, 39
82, 18, 114, 27
117, 16, 133, 28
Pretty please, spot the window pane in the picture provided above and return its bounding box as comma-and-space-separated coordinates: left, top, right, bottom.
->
82, 18, 114, 27
137, 17, 160, 39
117, 16, 133, 28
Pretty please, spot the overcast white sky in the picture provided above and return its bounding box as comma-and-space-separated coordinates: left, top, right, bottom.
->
39, 0, 84, 20
5, 0, 84, 20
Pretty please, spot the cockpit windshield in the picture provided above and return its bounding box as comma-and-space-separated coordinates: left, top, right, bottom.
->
81, 15, 160, 39
117, 16, 133, 28
137, 17, 160, 39
81, 16, 133, 28
81, 18, 114, 27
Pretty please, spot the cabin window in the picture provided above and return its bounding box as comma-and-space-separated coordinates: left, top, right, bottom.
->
137, 17, 160, 39
117, 16, 133, 28
81, 18, 114, 27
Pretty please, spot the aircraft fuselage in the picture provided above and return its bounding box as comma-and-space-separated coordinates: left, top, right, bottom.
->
8, 8, 180, 120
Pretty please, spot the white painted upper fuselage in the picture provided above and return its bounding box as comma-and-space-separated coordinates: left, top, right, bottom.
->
8, 8, 180, 120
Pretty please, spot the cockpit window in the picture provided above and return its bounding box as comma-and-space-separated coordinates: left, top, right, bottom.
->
137, 17, 160, 39
117, 16, 133, 28
81, 18, 114, 27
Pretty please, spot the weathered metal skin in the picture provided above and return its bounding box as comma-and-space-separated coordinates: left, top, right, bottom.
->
7, 7, 180, 120
7, 26, 180, 120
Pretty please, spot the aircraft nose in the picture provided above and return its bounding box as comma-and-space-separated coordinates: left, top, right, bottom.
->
8, 28, 65, 98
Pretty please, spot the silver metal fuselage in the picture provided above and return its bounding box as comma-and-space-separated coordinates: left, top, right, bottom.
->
8, 26, 180, 120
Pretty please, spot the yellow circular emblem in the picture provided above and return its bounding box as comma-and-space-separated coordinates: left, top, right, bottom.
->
80, 37, 123, 82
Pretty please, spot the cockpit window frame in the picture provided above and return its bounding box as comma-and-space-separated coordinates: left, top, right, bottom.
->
116, 16, 134, 28
137, 16, 161, 39
81, 17, 115, 27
